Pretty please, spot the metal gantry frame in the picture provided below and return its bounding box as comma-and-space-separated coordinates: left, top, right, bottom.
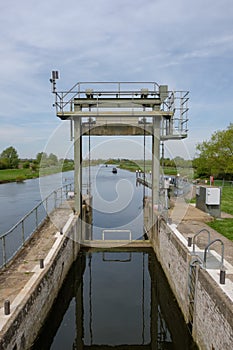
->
50, 75, 189, 140
50, 72, 189, 240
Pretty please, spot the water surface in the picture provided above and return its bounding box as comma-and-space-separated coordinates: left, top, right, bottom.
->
32, 250, 198, 349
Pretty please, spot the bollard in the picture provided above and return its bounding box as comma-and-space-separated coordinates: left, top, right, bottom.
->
220, 268, 226, 284
40, 259, 44, 269
188, 237, 192, 247
4, 300, 10, 315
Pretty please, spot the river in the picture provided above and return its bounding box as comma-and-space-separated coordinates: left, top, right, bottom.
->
0, 171, 74, 234
0, 166, 197, 349
31, 249, 197, 349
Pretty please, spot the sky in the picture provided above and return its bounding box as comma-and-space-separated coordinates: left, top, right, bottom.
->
0, 0, 232, 161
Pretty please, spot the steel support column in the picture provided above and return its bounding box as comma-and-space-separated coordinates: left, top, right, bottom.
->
152, 115, 161, 210
74, 118, 82, 217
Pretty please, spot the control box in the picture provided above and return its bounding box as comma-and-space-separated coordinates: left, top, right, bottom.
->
205, 187, 221, 205
196, 185, 221, 218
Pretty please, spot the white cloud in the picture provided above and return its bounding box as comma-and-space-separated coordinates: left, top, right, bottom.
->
0, 0, 232, 158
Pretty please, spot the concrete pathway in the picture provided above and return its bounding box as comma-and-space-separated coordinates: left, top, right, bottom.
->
0, 206, 73, 311
0, 196, 232, 334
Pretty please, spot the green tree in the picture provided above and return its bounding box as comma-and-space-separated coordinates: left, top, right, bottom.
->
0, 158, 9, 169
36, 152, 46, 164
0, 146, 19, 169
23, 161, 30, 169
195, 123, 233, 179
48, 153, 58, 166
36, 152, 48, 167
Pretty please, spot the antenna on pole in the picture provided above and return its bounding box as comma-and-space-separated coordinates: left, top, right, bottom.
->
50, 70, 60, 93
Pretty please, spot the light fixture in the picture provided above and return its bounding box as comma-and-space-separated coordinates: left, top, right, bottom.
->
52, 70, 59, 80
85, 89, 94, 98
50, 70, 60, 92
140, 88, 149, 98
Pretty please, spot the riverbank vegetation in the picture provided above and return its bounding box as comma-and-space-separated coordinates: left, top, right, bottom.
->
0, 124, 232, 184
0, 148, 74, 183
208, 218, 233, 241
193, 123, 233, 180
105, 158, 193, 178
0, 162, 74, 184
207, 185, 233, 241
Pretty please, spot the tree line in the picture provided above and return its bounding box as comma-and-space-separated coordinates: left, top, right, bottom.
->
193, 123, 233, 180
0, 123, 232, 179
0, 147, 74, 170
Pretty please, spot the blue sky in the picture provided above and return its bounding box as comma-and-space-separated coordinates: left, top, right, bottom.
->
0, 0, 232, 160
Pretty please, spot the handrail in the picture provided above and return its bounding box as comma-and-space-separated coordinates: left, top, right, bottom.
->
102, 229, 132, 241
190, 255, 204, 267
0, 182, 74, 268
203, 238, 224, 268
102, 252, 132, 262
193, 228, 211, 253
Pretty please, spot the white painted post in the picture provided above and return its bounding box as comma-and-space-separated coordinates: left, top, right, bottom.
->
152, 114, 161, 213
74, 117, 82, 241
74, 117, 82, 214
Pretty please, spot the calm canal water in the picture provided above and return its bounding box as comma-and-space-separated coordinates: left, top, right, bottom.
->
1, 166, 197, 349
0, 171, 74, 234
31, 249, 198, 349
83, 165, 148, 240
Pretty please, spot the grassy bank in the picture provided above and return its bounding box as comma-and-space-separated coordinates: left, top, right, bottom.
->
219, 186, 233, 215
0, 168, 39, 183
0, 164, 74, 184
208, 219, 233, 241
115, 159, 180, 175
207, 186, 233, 241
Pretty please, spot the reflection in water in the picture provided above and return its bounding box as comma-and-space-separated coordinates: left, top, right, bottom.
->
83, 166, 147, 241
32, 250, 198, 350
0, 171, 74, 234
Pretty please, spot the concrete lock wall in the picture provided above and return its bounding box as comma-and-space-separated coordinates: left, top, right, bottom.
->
151, 218, 233, 350
193, 269, 233, 350
151, 218, 190, 321
1, 208, 232, 350
0, 215, 80, 350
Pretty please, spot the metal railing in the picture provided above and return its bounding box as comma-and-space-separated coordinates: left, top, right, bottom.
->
50, 78, 189, 138
203, 238, 224, 268
0, 183, 74, 269
192, 229, 211, 254
51, 81, 161, 113
102, 229, 132, 241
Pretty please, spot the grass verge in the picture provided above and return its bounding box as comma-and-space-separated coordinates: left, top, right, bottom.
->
207, 219, 233, 241
220, 186, 233, 215
0, 164, 74, 184
206, 185, 233, 241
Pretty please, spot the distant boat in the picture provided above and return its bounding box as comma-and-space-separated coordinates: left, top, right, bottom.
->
112, 167, 117, 174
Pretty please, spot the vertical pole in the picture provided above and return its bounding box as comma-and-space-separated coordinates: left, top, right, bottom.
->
22, 220, 25, 245
75, 255, 85, 350
35, 206, 38, 228
2, 236, 6, 267
45, 197, 48, 215
143, 118, 146, 207
88, 118, 91, 196
54, 191, 57, 209
152, 115, 161, 213
150, 253, 158, 350
74, 117, 82, 241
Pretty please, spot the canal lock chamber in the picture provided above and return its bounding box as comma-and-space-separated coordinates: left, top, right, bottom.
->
30, 166, 198, 349
31, 248, 198, 349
